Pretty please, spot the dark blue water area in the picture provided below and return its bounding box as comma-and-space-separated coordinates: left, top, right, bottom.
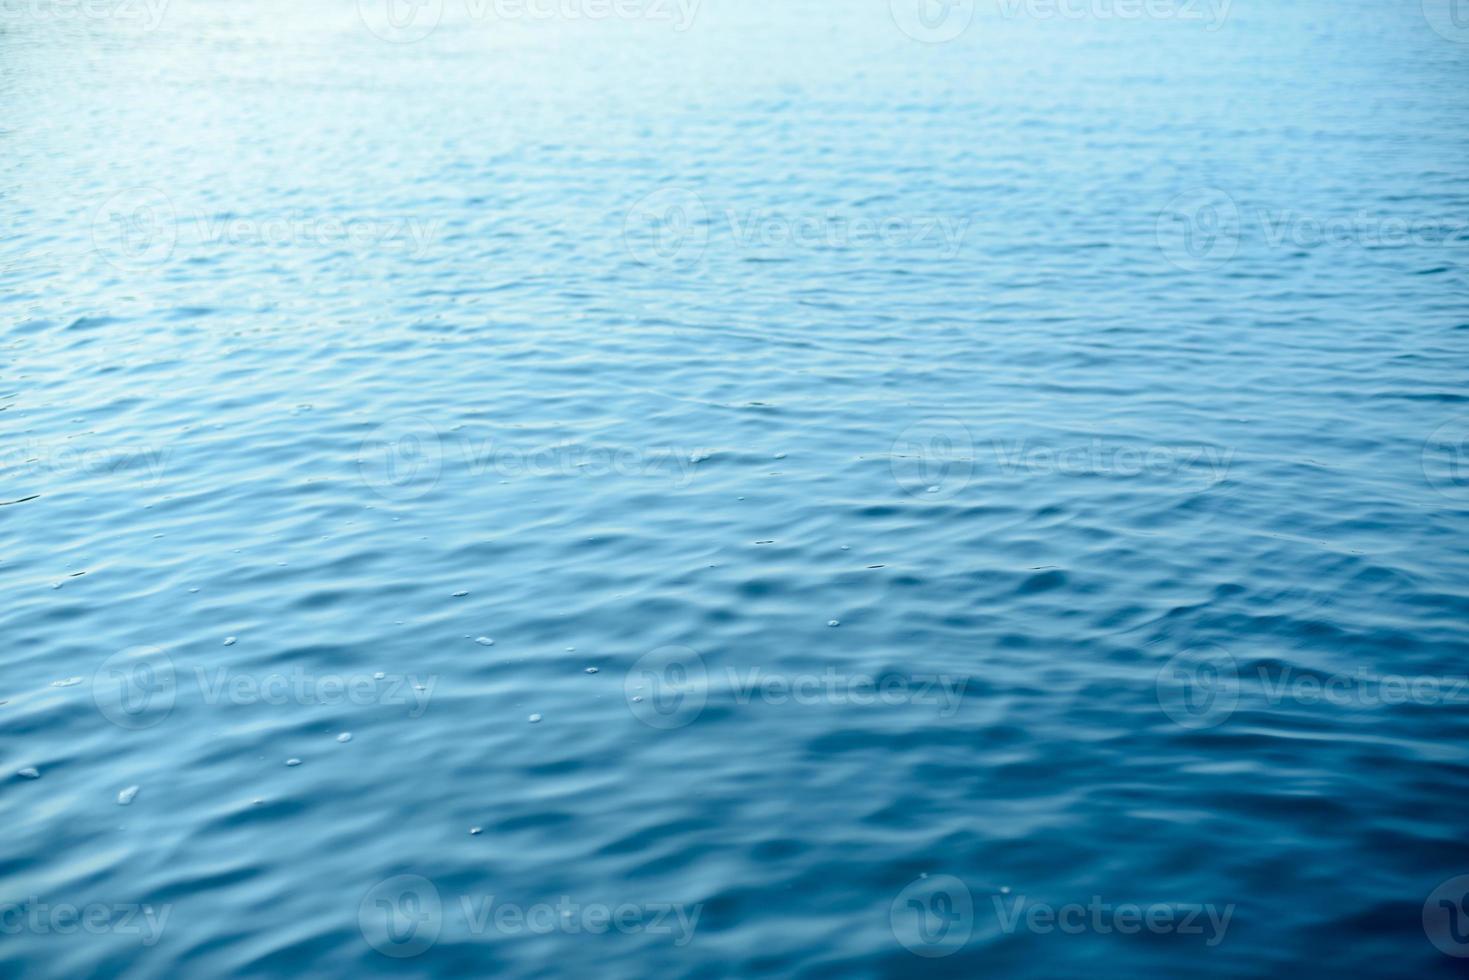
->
2, 1, 1468, 976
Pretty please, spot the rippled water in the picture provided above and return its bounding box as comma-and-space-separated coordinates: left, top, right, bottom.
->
4, 0, 1469, 976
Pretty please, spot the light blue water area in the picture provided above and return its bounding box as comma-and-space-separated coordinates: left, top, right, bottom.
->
3, 0, 1469, 975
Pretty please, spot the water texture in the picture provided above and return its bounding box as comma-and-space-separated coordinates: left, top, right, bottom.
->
3, 0, 1469, 976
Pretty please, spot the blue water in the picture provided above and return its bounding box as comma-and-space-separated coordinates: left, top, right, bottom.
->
4, 0, 1469, 976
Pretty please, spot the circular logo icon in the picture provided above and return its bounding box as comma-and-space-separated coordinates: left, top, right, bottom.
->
359, 874, 442, 958
1156, 644, 1239, 729
1424, 874, 1469, 957
358, 0, 444, 42
623, 188, 709, 269
890, 0, 975, 43
1423, 0, 1469, 43
624, 646, 708, 729
890, 874, 974, 957
890, 417, 975, 499
1156, 189, 1241, 271
92, 646, 176, 730
358, 416, 443, 501
1423, 417, 1469, 499
92, 187, 177, 270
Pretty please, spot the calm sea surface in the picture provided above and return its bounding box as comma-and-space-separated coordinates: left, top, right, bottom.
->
3, 0, 1469, 976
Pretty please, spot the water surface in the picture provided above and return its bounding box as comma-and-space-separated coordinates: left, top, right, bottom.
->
3, 1, 1469, 976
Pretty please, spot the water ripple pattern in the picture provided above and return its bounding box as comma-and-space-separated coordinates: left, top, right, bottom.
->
2, 0, 1468, 976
